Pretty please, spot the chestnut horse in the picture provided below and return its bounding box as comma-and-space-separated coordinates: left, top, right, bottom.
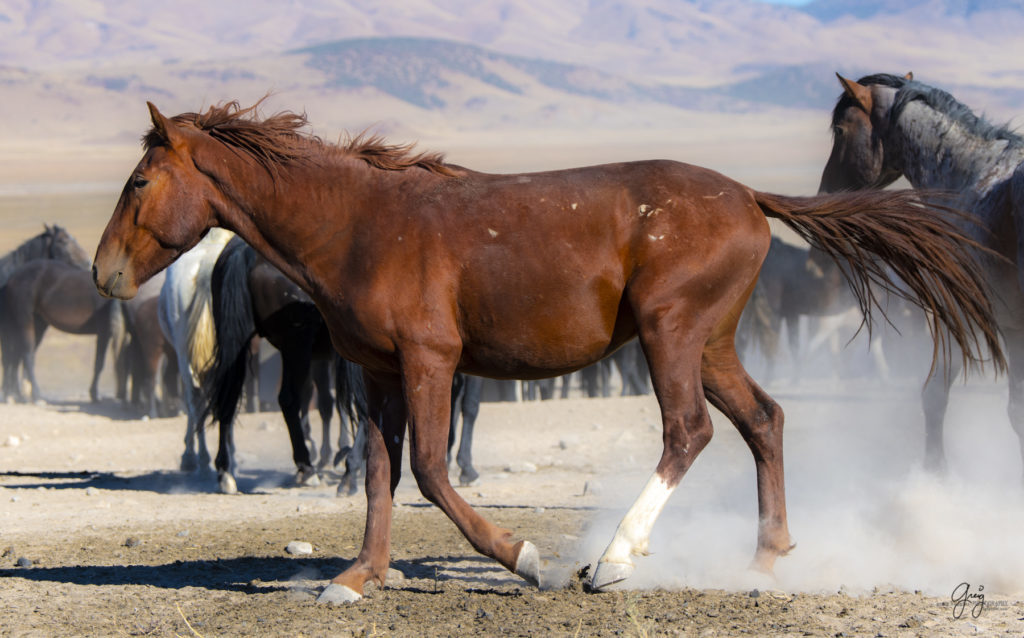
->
93, 102, 1003, 602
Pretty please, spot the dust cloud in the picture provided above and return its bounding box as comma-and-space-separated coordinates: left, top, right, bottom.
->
578, 357, 1024, 597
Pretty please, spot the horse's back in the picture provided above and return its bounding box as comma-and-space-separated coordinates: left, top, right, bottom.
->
354, 160, 770, 378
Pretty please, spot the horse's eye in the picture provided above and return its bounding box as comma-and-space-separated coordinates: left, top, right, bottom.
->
132, 175, 149, 190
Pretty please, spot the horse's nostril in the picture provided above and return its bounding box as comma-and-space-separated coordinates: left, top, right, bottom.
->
91, 264, 98, 282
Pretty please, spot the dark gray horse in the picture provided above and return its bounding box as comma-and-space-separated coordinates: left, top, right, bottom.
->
820, 72, 1024, 474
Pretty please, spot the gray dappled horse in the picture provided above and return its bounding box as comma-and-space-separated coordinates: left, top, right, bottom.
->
820, 72, 1024, 475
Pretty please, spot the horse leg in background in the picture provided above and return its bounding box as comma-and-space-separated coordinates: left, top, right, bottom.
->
210, 343, 251, 493
580, 365, 600, 397
277, 352, 320, 487
0, 328, 20, 402
179, 348, 211, 473
447, 373, 465, 469
785, 313, 803, 383
159, 347, 180, 418
110, 303, 128, 405
89, 321, 111, 403
921, 354, 961, 474
454, 375, 482, 486
320, 374, 408, 602
338, 414, 367, 497
244, 336, 260, 413
0, 307, 31, 402
314, 359, 336, 471
599, 359, 612, 397
560, 372, 574, 398
311, 359, 334, 471
1004, 329, 1024, 482
23, 317, 47, 403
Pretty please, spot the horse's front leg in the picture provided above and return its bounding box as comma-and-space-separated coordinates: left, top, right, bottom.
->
319, 373, 407, 603
403, 352, 538, 585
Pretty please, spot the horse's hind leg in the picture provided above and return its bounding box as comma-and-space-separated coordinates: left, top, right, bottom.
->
701, 328, 794, 572
277, 353, 318, 486
455, 375, 482, 486
1003, 329, 1024, 483
921, 354, 960, 474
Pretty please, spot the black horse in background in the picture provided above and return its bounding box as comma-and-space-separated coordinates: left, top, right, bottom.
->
205, 236, 364, 494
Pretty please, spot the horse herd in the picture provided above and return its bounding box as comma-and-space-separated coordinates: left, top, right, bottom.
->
6, 72, 1023, 600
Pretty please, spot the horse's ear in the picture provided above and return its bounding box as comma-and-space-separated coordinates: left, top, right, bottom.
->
147, 101, 184, 147
836, 73, 872, 113
905, 71, 914, 81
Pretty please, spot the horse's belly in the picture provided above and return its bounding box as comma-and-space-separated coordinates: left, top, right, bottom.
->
457, 291, 636, 378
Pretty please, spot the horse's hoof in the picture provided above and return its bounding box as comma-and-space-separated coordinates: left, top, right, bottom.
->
333, 446, 352, 468
459, 468, 480, 487
219, 473, 238, 495
317, 583, 362, 604
514, 540, 541, 587
180, 454, 198, 473
296, 468, 320, 487
589, 561, 633, 591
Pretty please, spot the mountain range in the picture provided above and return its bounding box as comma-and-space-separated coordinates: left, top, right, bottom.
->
2, 0, 1023, 165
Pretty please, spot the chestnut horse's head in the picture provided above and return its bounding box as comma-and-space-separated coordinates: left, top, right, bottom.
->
818, 72, 912, 194
93, 103, 223, 299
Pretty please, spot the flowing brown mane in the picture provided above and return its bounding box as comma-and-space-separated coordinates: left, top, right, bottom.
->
143, 100, 460, 177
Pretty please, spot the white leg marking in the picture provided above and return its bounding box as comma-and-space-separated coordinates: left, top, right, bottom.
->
599, 473, 676, 566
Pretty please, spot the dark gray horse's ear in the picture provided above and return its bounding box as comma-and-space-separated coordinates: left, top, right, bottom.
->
905, 71, 914, 81
836, 73, 873, 114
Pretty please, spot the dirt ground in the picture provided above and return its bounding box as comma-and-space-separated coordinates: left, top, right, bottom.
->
1, 329, 1023, 637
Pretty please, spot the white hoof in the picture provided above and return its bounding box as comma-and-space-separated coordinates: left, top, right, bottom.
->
317, 583, 362, 604
590, 561, 634, 591
218, 473, 238, 495
514, 541, 541, 587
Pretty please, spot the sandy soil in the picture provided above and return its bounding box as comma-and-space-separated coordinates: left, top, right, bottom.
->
2, 328, 1024, 637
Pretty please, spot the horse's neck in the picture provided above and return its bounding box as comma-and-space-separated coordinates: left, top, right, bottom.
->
0, 236, 46, 285
893, 101, 1023, 195
220, 156, 381, 298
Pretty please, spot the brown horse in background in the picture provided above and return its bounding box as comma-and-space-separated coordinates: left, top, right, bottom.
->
93, 101, 1002, 602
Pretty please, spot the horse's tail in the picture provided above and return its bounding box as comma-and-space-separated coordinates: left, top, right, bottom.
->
334, 355, 368, 435
203, 237, 258, 426
754, 189, 1005, 375
186, 270, 217, 387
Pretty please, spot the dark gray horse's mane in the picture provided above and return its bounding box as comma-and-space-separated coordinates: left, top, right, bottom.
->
0, 226, 63, 286
835, 73, 1023, 148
